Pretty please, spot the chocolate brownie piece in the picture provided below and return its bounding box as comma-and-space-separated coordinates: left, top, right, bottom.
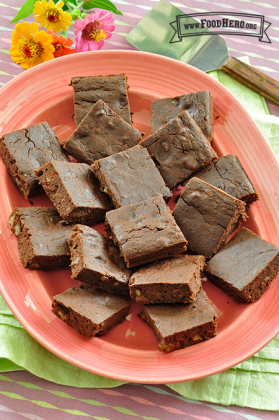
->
140, 110, 217, 189
52, 284, 131, 338
173, 177, 247, 258
152, 91, 213, 141
92, 145, 171, 208
139, 290, 217, 353
35, 161, 111, 225
184, 155, 258, 204
105, 196, 187, 268
62, 100, 141, 165
204, 227, 279, 302
0, 122, 69, 199
71, 74, 132, 126
68, 225, 132, 297
9, 207, 73, 269
129, 254, 205, 304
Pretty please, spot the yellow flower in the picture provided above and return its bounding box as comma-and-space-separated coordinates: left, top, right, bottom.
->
10, 22, 55, 69
33, 0, 72, 33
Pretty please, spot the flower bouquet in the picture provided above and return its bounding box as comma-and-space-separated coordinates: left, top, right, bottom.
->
10, 0, 121, 69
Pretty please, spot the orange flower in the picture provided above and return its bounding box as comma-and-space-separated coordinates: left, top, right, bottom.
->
10, 22, 54, 69
47, 30, 75, 57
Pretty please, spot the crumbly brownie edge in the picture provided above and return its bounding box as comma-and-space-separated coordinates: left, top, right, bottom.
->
205, 251, 279, 302
92, 160, 120, 209
209, 198, 247, 258
139, 306, 217, 353
126, 243, 187, 268
36, 163, 109, 225
129, 256, 204, 304
68, 229, 130, 297
197, 91, 214, 142
158, 320, 217, 352
9, 208, 36, 267
0, 138, 38, 199
129, 282, 198, 304
9, 208, 71, 269
52, 300, 131, 337
36, 163, 75, 220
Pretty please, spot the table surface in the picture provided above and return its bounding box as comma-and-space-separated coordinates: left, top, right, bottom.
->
1, 0, 279, 419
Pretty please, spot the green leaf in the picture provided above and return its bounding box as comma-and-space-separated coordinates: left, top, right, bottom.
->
82, 0, 123, 15
10, 0, 37, 23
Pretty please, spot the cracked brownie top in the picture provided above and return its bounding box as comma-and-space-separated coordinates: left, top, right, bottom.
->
0, 122, 69, 198
105, 195, 187, 268
62, 99, 142, 165
140, 110, 217, 189
173, 177, 247, 258
151, 91, 214, 141
184, 154, 258, 204
71, 73, 132, 126
92, 145, 171, 208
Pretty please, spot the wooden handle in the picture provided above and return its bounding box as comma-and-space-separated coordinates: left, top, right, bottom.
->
221, 56, 279, 106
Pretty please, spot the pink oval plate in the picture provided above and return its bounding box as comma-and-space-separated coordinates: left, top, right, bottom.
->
0, 50, 279, 384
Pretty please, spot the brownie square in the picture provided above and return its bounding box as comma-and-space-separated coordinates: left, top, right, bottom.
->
204, 227, 279, 302
0, 122, 69, 199
184, 155, 258, 204
68, 225, 132, 297
139, 290, 217, 353
35, 161, 111, 225
173, 177, 247, 258
129, 254, 205, 304
105, 196, 187, 268
140, 110, 217, 189
9, 207, 74, 269
71, 74, 132, 126
152, 91, 213, 141
62, 100, 141, 165
52, 284, 131, 337
92, 145, 172, 208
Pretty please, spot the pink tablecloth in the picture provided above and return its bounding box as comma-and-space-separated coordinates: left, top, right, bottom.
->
1, 0, 279, 418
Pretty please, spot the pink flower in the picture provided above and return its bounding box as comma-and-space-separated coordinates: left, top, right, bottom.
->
75, 10, 115, 52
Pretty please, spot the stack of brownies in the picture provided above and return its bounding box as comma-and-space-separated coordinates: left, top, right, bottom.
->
2, 73, 279, 353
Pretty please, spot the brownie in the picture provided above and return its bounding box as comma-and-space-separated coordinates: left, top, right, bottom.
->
62, 100, 141, 165
9, 207, 73, 269
35, 161, 111, 225
0, 122, 69, 199
152, 91, 214, 141
140, 110, 217, 189
184, 155, 258, 204
129, 254, 205, 304
204, 227, 279, 302
52, 284, 131, 338
105, 196, 187, 268
139, 290, 217, 353
92, 145, 172, 208
67, 225, 132, 297
71, 74, 132, 126
173, 177, 247, 258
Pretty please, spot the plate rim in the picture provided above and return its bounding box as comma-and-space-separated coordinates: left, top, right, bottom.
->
1, 49, 279, 384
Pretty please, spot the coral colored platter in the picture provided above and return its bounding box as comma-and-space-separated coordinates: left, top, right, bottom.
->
0, 50, 279, 384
